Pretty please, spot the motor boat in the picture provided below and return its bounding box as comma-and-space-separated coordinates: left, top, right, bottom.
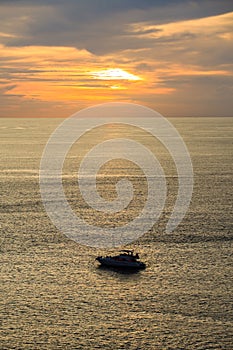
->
96, 250, 146, 270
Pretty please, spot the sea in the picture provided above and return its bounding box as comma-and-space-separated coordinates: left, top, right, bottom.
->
0, 117, 232, 349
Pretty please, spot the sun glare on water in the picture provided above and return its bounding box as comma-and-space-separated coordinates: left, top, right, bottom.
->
91, 68, 142, 81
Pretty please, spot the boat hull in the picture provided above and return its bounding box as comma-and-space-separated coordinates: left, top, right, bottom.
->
96, 257, 146, 270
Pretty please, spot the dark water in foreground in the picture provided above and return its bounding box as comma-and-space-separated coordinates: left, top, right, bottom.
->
0, 117, 232, 349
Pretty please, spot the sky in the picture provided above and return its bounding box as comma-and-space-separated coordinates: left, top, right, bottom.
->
0, 0, 233, 117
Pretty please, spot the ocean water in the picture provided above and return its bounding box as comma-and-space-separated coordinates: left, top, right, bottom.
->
0, 117, 232, 349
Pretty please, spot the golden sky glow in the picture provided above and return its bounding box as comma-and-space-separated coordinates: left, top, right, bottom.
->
0, 3, 232, 117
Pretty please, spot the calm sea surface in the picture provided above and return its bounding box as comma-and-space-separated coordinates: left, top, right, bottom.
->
0, 117, 232, 349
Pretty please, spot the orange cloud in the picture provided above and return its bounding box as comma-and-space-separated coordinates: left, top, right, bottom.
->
1, 11, 232, 116
128, 11, 233, 40
1, 44, 153, 104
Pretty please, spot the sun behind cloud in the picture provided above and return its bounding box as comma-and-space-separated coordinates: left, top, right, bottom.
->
91, 68, 142, 81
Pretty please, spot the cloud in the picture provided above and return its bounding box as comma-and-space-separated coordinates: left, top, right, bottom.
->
1, 0, 232, 52
0, 1, 233, 116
